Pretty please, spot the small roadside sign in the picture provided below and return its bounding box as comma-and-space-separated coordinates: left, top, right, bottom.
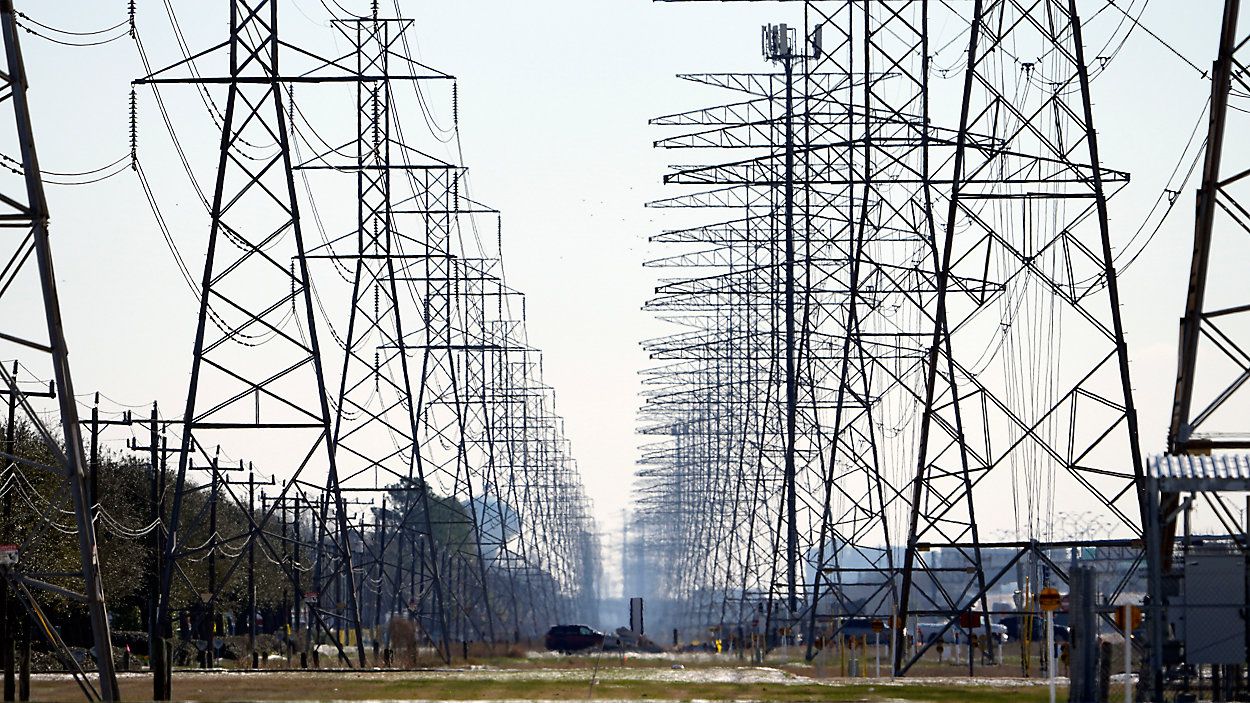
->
1038, 587, 1062, 612
870, 619, 884, 634
1113, 605, 1143, 631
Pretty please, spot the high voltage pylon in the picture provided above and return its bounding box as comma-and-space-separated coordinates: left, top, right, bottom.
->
301, 12, 459, 661
640, 0, 1148, 675
897, 0, 1146, 672
1158, 0, 1250, 690
799, 0, 950, 661
136, 1, 370, 691
1168, 0, 1250, 457
0, 0, 1195, 695
0, 1, 119, 699
639, 0, 945, 645
128, 3, 599, 697
640, 16, 874, 639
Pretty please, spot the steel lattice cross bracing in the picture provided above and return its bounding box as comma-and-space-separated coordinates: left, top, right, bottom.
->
16, 1, 615, 698
634, 0, 1149, 676
0, 0, 606, 686
0, 0, 119, 698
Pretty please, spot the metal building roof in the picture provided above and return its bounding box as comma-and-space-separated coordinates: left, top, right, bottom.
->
1148, 454, 1250, 492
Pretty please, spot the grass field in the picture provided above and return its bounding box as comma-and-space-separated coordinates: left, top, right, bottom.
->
29, 658, 1069, 702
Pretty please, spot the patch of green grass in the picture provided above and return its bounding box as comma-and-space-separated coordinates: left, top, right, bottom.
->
866, 683, 1059, 703
339, 678, 1063, 702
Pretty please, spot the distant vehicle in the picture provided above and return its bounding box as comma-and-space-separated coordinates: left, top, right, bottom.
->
544, 625, 605, 653
836, 618, 892, 642
916, 621, 1008, 645
998, 615, 1070, 643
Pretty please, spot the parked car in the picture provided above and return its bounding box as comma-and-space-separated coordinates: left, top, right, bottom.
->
836, 618, 892, 642
999, 615, 1070, 643
544, 625, 605, 653
917, 621, 1008, 644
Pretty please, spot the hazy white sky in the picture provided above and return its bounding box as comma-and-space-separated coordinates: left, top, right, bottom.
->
13, 0, 1234, 567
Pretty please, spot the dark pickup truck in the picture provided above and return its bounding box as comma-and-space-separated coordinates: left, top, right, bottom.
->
544, 625, 605, 653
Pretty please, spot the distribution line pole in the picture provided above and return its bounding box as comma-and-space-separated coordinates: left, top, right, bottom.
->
278, 496, 290, 665
375, 497, 385, 662
2, 361, 14, 703
207, 453, 219, 669
874, 630, 880, 678
295, 496, 305, 669
138, 404, 164, 701
1123, 604, 1131, 703
89, 399, 98, 513
1047, 609, 1055, 703
248, 465, 257, 669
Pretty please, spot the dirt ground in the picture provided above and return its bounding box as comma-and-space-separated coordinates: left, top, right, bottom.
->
28, 656, 1070, 702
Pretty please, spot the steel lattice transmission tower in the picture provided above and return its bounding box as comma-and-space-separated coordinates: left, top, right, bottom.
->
1168, 0, 1250, 457
802, 0, 954, 657
641, 52, 849, 637
1157, 0, 1250, 688
0, 1, 119, 699
136, 3, 602, 679
303, 11, 459, 660
897, 0, 1146, 673
641, 0, 949, 644
136, 0, 382, 691
645, 0, 1148, 672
